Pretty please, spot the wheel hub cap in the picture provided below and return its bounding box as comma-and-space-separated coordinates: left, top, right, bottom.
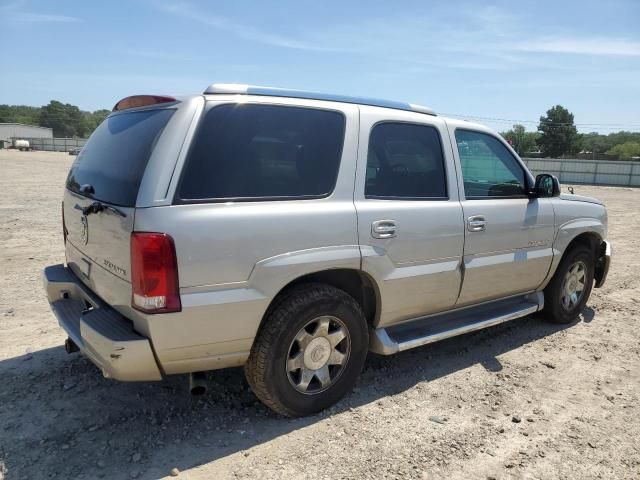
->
286, 315, 350, 394
561, 261, 587, 311
304, 337, 331, 370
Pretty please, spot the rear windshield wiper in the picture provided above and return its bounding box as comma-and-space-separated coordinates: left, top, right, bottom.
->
75, 201, 127, 218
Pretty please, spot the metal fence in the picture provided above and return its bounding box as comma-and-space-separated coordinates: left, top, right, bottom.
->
523, 157, 640, 187
13, 137, 87, 152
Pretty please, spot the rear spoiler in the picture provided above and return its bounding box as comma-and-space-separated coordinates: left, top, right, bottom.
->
113, 95, 177, 111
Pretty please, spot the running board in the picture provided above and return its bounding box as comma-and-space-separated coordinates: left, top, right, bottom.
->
369, 292, 543, 355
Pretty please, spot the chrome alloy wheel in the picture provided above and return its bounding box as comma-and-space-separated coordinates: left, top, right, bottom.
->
286, 316, 351, 394
561, 260, 587, 310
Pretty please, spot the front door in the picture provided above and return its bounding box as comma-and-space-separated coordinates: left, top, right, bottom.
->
450, 127, 555, 306
355, 107, 465, 327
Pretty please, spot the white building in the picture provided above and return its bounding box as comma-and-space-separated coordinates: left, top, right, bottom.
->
0, 123, 53, 147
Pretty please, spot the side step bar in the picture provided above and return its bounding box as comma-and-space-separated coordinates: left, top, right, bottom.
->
370, 292, 543, 355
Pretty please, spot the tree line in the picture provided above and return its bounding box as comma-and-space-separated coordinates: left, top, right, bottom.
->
501, 105, 640, 160
0, 101, 111, 138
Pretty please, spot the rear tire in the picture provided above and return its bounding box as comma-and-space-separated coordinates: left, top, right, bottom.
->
245, 283, 368, 417
543, 246, 595, 324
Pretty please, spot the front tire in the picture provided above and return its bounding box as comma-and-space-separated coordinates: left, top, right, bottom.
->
543, 246, 595, 324
245, 283, 369, 417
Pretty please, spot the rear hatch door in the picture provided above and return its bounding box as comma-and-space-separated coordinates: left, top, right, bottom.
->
63, 107, 175, 308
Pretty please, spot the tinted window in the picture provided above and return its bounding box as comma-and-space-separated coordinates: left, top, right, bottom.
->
455, 129, 527, 198
365, 122, 447, 199
178, 104, 345, 201
66, 109, 174, 206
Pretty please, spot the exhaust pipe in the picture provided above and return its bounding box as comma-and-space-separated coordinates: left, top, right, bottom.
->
189, 372, 207, 396
64, 337, 80, 354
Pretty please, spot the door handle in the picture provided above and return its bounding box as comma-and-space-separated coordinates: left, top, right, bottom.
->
372, 220, 398, 239
467, 215, 486, 232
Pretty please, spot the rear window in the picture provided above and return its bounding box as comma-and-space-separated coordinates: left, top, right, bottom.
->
365, 122, 447, 199
177, 103, 345, 202
66, 109, 174, 206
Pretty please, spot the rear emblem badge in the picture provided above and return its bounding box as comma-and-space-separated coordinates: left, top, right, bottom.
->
80, 215, 89, 245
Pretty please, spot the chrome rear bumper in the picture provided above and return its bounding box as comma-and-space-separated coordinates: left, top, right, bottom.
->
43, 264, 162, 381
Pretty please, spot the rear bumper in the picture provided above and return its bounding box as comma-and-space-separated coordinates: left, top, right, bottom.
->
43, 264, 163, 381
594, 240, 611, 288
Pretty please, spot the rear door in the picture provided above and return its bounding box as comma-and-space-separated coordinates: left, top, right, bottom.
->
63, 107, 176, 308
450, 127, 555, 306
355, 107, 465, 328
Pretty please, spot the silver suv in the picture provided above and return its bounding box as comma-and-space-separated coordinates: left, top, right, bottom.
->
43, 84, 611, 416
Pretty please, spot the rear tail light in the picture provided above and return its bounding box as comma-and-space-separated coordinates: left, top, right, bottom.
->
130, 232, 181, 314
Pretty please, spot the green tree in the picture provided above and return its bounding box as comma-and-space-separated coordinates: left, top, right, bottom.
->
1, 101, 111, 138
0, 104, 42, 125
2, 101, 112, 138
39, 100, 75, 137
83, 109, 110, 134
606, 131, 640, 149
39, 100, 88, 137
537, 105, 580, 157
607, 142, 640, 160
579, 131, 640, 156
501, 124, 539, 156
81, 109, 111, 137
92, 109, 111, 125
66, 103, 85, 136
581, 132, 607, 155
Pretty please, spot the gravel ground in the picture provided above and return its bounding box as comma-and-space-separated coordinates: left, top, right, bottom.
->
0, 150, 638, 480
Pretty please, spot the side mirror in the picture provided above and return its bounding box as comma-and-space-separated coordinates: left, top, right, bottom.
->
532, 174, 560, 198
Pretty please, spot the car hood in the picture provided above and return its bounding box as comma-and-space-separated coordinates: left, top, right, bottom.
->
559, 193, 604, 206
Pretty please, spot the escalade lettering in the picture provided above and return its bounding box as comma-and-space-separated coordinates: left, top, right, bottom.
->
103, 259, 127, 277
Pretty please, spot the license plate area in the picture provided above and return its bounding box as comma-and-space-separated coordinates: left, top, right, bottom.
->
79, 258, 91, 279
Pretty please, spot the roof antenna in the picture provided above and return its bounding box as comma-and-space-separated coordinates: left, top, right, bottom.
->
567, 186, 575, 194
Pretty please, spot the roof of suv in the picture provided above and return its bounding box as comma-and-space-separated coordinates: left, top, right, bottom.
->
111, 86, 491, 138
203, 83, 437, 117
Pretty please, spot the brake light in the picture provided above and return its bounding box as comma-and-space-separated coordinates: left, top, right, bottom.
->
113, 95, 176, 111
130, 232, 181, 314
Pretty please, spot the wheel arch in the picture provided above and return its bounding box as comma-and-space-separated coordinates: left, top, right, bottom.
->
564, 231, 601, 256
541, 229, 604, 290
259, 268, 381, 331
562, 232, 610, 289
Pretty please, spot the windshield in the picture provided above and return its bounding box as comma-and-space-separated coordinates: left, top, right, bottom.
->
66, 108, 174, 206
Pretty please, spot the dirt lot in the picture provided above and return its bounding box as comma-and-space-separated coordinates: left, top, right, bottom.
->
0, 150, 638, 480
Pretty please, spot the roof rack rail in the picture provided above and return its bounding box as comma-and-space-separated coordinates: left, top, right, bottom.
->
203, 83, 436, 116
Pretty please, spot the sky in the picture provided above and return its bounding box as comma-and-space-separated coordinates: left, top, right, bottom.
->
1, 0, 639, 133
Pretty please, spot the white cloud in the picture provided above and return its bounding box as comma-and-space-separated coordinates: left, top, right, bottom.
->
515, 38, 640, 56
14, 12, 80, 23
151, 0, 640, 72
154, 1, 342, 52
123, 48, 198, 61
0, 1, 80, 22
